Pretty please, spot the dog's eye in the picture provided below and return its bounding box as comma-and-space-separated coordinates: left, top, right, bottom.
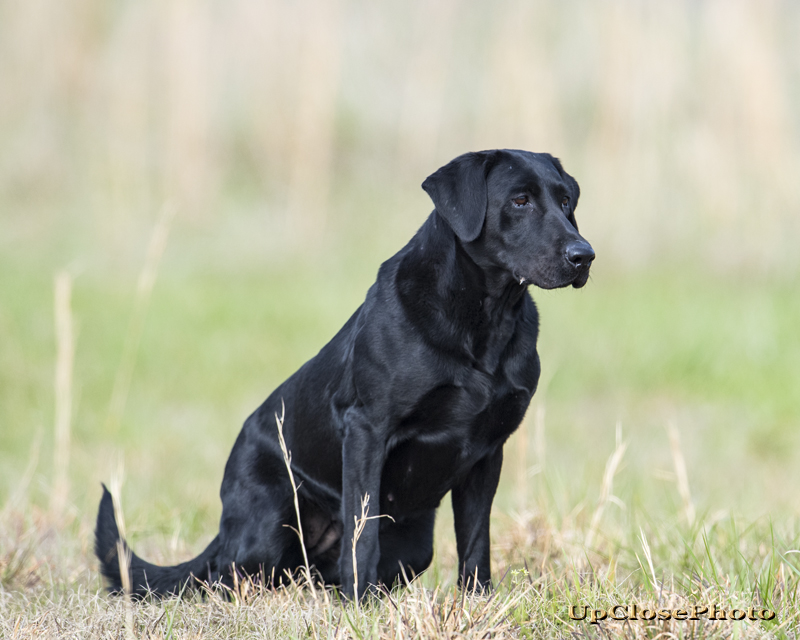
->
512, 196, 528, 206
561, 196, 570, 207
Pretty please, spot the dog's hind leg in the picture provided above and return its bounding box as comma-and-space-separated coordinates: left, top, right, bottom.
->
216, 448, 307, 588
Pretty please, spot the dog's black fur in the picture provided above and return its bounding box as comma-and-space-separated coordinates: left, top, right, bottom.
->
95, 149, 594, 599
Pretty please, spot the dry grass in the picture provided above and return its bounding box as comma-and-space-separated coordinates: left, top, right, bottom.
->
2, 424, 800, 638
1, 1, 799, 272
2, 497, 799, 639
50, 271, 74, 522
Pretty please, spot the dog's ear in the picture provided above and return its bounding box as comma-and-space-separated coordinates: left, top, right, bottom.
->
422, 151, 496, 242
549, 156, 580, 206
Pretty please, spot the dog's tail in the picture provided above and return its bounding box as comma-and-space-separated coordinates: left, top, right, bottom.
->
94, 484, 221, 597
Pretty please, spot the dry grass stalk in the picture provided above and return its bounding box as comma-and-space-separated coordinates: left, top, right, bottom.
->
350, 492, 371, 614
162, 1, 216, 220
106, 203, 176, 433
638, 527, 658, 591
476, 0, 563, 154
108, 468, 135, 640
584, 422, 627, 553
285, 0, 342, 245
109, 461, 127, 537
347, 491, 395, 609
394, 0, 457, 175
666, 421, 695, 526
116, 539, 135, 640
50, 270, 74, 520
274, 400, 317, 600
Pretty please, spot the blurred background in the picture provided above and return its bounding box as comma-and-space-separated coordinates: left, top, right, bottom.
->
1, 0, 799, 559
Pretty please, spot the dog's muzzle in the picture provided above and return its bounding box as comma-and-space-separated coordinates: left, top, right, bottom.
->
565, 240, 594, 288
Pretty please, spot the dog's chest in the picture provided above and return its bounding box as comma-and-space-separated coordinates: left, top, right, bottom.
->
380, 378, 531, 516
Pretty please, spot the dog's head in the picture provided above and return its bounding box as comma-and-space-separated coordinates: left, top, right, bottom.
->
422, 149, 594, 289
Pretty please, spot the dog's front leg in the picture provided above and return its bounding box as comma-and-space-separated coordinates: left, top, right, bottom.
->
339, 408, 384, 600
451, 446, 504, 592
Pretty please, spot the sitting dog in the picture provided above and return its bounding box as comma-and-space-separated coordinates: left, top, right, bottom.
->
95, 149, 594, 599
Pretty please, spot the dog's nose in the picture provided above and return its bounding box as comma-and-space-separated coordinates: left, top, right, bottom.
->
565, 241, 595, 268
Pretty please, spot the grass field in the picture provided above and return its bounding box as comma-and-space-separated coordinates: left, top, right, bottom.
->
2, 247, 800, 638
3, 0, 800, 637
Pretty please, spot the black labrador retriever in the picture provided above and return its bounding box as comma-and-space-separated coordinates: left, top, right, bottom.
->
95, 149, 594, 599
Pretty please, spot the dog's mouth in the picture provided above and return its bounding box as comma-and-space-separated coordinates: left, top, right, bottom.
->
571, 268, 591, 289
516, 264, 591, 290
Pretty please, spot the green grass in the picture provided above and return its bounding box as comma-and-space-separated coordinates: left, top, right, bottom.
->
1, 248, 800, 637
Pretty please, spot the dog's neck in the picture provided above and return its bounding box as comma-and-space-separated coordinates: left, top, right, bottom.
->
455, 239, 528, 313
395, 212, 531, 367
421, 211, 528, 315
